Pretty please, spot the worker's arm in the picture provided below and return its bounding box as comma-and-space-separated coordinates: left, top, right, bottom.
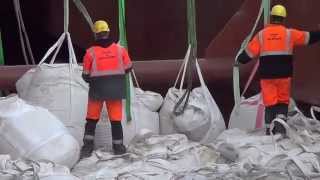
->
308, 31, 320, 44
82, 50, 92, 83
291, 29, 320, 46
236, 34, 261, 66
122, 47, 133, 73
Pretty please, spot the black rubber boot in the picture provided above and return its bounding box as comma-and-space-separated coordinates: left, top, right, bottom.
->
112, 143, 127, 155
273, 114, 287, 135
272, 103, 288, 135
111, 121, 126, 155
80, 119, 98, 159
265, 106, 275, 135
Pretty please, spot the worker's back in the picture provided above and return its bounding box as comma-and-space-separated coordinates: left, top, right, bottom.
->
259, 25, 291, 56
246, 24, 309, 79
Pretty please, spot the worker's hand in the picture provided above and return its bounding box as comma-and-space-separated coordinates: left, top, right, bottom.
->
82, 73, 91, 83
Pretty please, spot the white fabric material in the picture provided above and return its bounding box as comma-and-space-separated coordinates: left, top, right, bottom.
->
16, 32, 89, 146
73, 133, 219, 179
229, 93, 298, 131
159, 46, 225, 143
311, 106, 320, 120
0, 155, 80, 180
94, 74, 163, 149
214, 110, 320, 179
229, 94, 265, 130
0, 95, 80, 168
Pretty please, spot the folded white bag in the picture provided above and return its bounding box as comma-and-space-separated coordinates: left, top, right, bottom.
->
0, 155, 80, 180
0, 95, 80, 168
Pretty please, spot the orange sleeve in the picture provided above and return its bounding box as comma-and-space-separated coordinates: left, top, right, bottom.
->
245, 34, 261, 58
122, 47, 132, 70
290, 29, 310, 46
83, 50, 92, 74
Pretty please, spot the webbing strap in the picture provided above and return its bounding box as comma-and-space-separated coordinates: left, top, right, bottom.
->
173, 0, 198, 115
263, 0, 270, 25
72, 0, 94, 32
64, 0, 69, 33
0, 30, 4, 65
118, 0, 132, 122
241, 61, 259, 97
233, 0, 270, 105
311, 106, 320, 120
13, 0, 35, 65
118, 0, 128, 49
187, 0, 197, 52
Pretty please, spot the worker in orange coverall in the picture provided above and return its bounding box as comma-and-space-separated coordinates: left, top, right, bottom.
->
81, 20, 132, 158
236, 5, 320, 135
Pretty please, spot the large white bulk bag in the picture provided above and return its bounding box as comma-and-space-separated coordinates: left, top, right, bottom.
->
94, 74, 163, 150
229, 93, 298, 131
16, 33, 89, 146
159, 46, 225, 143
132, 87, 162, 134
229, 94, 265, 130
0, 155, 80, 180
0, 95, 80, 168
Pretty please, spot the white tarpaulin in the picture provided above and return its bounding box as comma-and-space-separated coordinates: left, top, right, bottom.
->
0, 95, 80, 168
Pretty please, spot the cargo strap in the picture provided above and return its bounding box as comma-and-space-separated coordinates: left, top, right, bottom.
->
13, 0, 35, 65
233, 0, 270, 105
173, 0, 197, 115
117, 0, 132, 122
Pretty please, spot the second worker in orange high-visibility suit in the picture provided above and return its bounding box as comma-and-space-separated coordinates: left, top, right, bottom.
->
80, 20, 132, 158
236, 5, 320, 135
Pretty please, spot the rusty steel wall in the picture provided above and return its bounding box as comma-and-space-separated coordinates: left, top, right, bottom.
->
0, 0, 243, 65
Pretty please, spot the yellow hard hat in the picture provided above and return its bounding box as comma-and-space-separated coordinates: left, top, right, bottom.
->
93, 20, 110, 33
271, 5, 287, 18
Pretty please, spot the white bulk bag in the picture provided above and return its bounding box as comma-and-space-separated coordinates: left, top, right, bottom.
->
0, 155, 80, 180
16, 33, 89, 146
0, 95, 80, 168
131, 76, 162, 134
229, 94, 265, 130
94, 73, 162, 150
159, 46, 225, 143
229, 93, 298, 131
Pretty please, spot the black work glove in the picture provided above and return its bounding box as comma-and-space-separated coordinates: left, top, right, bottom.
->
82, 73, 91, 83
